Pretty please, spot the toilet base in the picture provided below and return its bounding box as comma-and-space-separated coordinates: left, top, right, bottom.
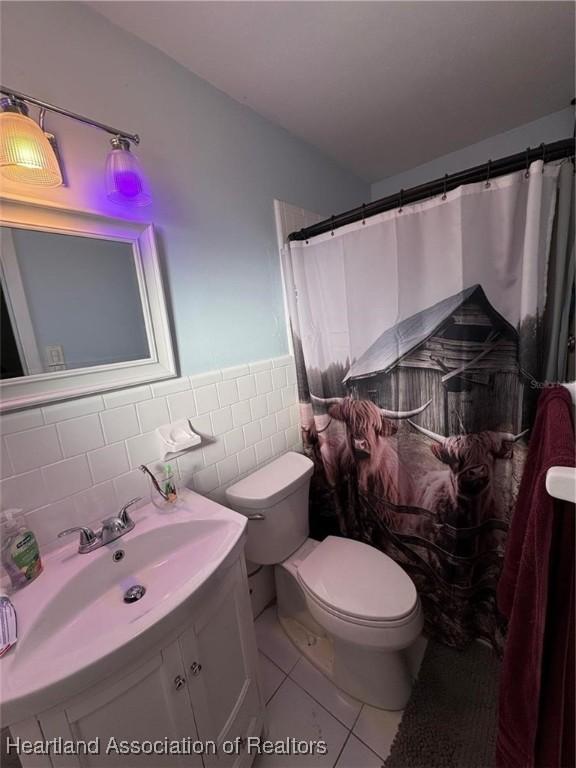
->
332, 636, 419, 710
278, 611, 427, 710
275, 541, 427, 711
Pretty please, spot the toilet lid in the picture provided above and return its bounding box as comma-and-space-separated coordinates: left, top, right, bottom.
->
297, 537, 417, 622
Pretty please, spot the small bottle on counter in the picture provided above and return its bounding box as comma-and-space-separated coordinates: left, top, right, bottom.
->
0, 508, 43, 590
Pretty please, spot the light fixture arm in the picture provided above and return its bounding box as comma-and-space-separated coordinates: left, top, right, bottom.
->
0, 85, 140, 145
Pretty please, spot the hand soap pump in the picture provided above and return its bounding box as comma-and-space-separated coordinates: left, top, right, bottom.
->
0, 509, 43, 590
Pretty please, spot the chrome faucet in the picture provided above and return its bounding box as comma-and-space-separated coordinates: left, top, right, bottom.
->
58, 498, 141, 553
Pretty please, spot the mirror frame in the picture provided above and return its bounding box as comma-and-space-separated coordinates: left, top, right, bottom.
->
0, 196, 176, 412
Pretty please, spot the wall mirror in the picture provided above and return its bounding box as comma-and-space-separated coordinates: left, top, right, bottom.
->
0, 197, 176, 411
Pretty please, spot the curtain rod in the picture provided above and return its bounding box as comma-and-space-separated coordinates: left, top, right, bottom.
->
288, 137, 575, 242
0, 85, 140, 144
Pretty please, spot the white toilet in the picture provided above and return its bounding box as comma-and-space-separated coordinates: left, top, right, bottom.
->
226, 451, 425, 710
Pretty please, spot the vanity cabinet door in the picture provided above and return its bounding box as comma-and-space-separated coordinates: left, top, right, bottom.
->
179, 561, 264, 767
40, 643, 203, 767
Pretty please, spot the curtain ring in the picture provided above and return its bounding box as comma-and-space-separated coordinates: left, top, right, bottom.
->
541, 142, 547, 171
485, 159, 492, 188
362, 203, 366, 225
330, 215, 335, 236
442, 174, 448, 201
524, 147, 530, 179
398, 189, 404, 214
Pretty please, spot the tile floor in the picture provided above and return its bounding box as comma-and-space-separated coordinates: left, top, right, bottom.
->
254, 605, 403, 768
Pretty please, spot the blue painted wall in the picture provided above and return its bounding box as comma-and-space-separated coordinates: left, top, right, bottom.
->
371, 108, 574, 200
0, 2, 369, 375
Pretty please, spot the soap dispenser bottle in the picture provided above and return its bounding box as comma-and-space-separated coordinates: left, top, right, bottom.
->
0, 509, 43, 590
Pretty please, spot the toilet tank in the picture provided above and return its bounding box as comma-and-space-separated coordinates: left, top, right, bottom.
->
225, 452, 314, 565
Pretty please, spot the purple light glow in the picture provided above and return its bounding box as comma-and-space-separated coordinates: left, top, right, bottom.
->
114, 170, 143, 199
105, 147, 151, 206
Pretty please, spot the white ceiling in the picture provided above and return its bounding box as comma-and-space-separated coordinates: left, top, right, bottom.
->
89, 1, 574, 182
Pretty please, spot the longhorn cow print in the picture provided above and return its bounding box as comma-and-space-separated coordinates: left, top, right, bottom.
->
310, 395, 431, 505
407, 420, 528, 528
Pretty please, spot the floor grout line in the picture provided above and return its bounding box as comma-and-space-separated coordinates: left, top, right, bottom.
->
286, 670, 361, 732
257, 628, 364, 732
351, 732, 390, 766
259, 643, 361, 735
330, 728, 354, 768
350, 703, 364, 733
265, 674, 288, 705
264, 672, 290, 708
258, 646, 287, 672
257, 644, 299, 676
273, 666, 398, 764
350, 721, 401, 764
256, 613, 400, 765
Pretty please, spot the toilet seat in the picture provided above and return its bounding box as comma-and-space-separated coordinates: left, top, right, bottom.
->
296, 536, 417, 624
299, 581, 421, 630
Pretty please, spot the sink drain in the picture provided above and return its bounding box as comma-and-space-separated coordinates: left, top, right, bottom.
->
124, 585, 146, 603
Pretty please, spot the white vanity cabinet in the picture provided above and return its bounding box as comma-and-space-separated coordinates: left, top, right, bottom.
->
40, 643, 201, 768
11, 556, 264, 768
179, 559, 262, 768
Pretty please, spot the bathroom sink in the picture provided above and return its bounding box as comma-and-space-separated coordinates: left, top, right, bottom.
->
0, 489, 247, 724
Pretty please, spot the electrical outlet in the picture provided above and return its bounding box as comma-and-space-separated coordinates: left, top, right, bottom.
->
45, 345, 66, 371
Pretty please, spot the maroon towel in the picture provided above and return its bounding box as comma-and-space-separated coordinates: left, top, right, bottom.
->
496, 386, 575, 768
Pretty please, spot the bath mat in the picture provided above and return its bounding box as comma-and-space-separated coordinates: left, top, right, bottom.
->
385, 640, 500, 768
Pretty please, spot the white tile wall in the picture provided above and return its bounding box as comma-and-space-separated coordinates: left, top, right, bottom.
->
100, 405, 140, 444
217, 379, 239, 407
166, 390, 197, 422
136, 398, 170, 433
0, 356, 302, 551
57, 414, 104, 457
6, 425, 62, 473
231, 401, 252, 428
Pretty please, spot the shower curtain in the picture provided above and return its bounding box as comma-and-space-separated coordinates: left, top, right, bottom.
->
283, 159, 567, 650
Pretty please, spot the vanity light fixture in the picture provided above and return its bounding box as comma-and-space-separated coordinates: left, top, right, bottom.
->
105, 136, 151, 206
0, 96, 63, 186
0, 85, 150, 205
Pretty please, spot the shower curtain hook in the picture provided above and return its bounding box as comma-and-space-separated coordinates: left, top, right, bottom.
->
540, 142, 547, 171
362, 203, 366, 225
442, 174, 448, 201
330, 215, 335, 236
398, 189, 404, 214
524, 147, 530, 179
485, 159, 492, 188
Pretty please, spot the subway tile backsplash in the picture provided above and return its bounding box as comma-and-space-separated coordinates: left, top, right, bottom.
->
0, 356, 301, 551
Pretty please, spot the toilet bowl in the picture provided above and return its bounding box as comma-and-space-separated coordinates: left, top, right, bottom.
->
226, 451, 425, 710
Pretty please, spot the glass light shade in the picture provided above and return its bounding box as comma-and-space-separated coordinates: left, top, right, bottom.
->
0, 111, 63, 186
105, 146, 151, 206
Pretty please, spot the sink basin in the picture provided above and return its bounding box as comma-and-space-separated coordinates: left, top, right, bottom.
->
1, 489, 247, 725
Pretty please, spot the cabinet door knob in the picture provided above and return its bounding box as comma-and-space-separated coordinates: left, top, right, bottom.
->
190, 662, 202, 676
174, 675, 186, 690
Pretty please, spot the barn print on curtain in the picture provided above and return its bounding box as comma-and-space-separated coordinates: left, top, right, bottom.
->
283, 159, 566, 650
